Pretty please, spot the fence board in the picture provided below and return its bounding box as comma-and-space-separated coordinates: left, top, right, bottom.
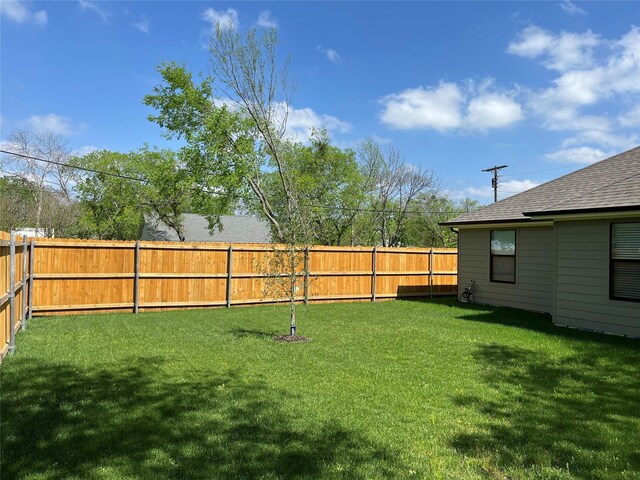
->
1, 231, 28, 362
17, 236, 457, 316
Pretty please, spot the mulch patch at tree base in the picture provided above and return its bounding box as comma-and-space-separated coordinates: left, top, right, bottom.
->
273, 335, 311, 343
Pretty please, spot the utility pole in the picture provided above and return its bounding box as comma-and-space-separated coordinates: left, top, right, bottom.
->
482, 164, 508, 203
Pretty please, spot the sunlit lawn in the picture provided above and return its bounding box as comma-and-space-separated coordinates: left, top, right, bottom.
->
1, 298, 639, 479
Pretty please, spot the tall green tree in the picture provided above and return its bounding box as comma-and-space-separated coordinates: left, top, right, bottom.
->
259, 129, 365, 246
73, 150, 143, 240
134, 147, 205, 242
73, 148, 203, 241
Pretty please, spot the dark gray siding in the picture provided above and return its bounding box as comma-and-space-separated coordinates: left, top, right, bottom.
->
458, 227, 554, 313
554, 219, 640, 337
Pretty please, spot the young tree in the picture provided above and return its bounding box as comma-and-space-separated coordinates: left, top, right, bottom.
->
357, 139, 439, 247
145, 26, 312, 336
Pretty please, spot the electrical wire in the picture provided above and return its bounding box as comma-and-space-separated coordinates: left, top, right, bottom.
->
1, 150, 475, 216
0, 149, 145, 182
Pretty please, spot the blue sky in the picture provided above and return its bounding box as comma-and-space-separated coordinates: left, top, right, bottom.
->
1, 1, 639, 204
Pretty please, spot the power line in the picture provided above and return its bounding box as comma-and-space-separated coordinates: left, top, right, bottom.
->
0, 149, 145, 182
1, 150, 475, 217
301, 202, 467, 216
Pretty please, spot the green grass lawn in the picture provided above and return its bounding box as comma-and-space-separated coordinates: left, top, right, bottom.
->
1, 299, 639, 480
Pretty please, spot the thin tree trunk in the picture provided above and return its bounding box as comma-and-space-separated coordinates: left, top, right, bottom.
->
289, 242, 296, 335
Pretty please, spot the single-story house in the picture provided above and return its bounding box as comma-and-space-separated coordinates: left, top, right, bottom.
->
142, 214, 272, 243
442, 146, 640, 337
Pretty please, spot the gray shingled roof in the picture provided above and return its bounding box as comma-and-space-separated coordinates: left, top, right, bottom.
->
442, 146, 640, 226
142, 214, 272, 243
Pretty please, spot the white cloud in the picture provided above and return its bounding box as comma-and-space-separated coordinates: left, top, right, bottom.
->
466, 93, 523, 129
257, 10, 277, 28
316, 45, 341, 63
325, 49, 340, 63
506, 26, 554, 58
561, 130, 637, 150
559, 0, 587, 16
215, 99, 351, 142
32, 9, 46, 25
24, 114, 85, 136
461, 179, 540, 200
545, 146, 609, 164
201, 7, 238, 31
380, 83, 464, 131
509, 25, 640, 160
71, 145, 98, 157
500, 179, 541, 195
507, 25, 600, 72
285, 105, 351, 140
371, 134, 392, 145
619, 105, 640, 127
0, 0, 47, 26
132, 16, 150, 34
380, 82, 522, 132
78, 0, 110, 22
0, 0, 29, 23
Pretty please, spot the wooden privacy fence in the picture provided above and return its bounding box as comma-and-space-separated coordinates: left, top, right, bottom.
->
1, 231, 33, 362
26, 238, 457, 316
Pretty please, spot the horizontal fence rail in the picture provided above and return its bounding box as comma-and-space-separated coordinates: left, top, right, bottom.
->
25, 237, 458, 316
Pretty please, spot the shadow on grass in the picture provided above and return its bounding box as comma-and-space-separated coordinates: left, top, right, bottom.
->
1, 357, 402, 479
228, 328, 278, 340
451, 342, 640, 478
409, 296, 639, 347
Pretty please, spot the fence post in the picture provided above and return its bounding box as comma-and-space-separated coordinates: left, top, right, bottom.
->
226, 246, 233, 308
429, 248, 434, 299
8, 231, 16, 354
21, 236, 27, 330
371, 246, 377, 302
304, 246, 310, 305
28, 238, 34, 320
133, 241, 140, 314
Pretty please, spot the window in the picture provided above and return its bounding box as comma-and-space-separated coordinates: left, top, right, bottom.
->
611, 222, 640, 301
490, 230, 516, 283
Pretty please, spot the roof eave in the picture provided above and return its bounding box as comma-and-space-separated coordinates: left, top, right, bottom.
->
440, 217, 535, 228
524, 204, 640, 217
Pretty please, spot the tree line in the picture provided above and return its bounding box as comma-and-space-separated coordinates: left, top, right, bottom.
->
0, 129, 477, 247
1, 26, 478, 248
